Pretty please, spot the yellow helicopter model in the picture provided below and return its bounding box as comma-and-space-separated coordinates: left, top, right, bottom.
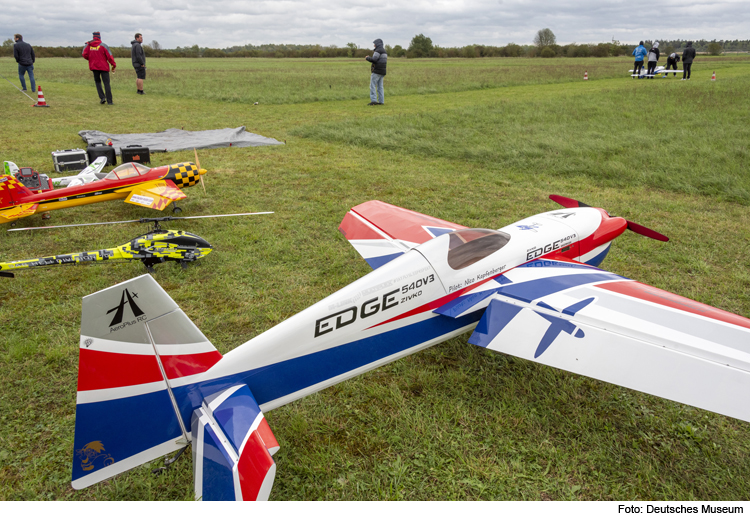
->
1, 212, 272, 277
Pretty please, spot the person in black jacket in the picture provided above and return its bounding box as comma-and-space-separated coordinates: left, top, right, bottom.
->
131, 33, 146, 94
366, 38, 387, 105
13, 34, 36, 93
665, 52, 680, 76
681, 42, 696, 80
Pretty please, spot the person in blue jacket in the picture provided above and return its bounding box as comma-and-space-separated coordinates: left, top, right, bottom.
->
632, 41, 648, 78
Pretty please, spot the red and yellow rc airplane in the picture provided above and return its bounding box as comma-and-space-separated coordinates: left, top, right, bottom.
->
0, 157, 207, 224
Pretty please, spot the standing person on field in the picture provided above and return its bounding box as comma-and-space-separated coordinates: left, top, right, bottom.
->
366, 38, 387, 105
681, 41, 696, 80
131, 33, 146, 95
632, 41, 647, 78
13, 34, 36, 93
646, 41, 660, 78
82, 31, 117, 105
665, 51, 680, 76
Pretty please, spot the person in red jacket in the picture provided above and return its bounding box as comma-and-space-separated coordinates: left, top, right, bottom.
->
82, 31, 117, 105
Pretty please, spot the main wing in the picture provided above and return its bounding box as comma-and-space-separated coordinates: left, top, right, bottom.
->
339, 200, 467, 269
466, 257, 750, 423
120, 180, 187, 211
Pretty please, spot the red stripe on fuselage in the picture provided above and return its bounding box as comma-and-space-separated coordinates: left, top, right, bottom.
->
369, 275, 501, 329
596, 281, 750, 330
15, 167, 170, 205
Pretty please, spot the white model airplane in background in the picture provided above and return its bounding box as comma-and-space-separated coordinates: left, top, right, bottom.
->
51, 156, 108, 187
3, 157, 108, 189
630, 65, 683, 78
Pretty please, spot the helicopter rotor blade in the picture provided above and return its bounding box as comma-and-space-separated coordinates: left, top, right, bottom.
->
163, 212, 274, 221
7, 212, 274, 232
7, 218, 144, 231
195, 147, 206, 196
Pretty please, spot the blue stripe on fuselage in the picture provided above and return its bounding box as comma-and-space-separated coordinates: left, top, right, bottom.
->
172, 310, 484, 425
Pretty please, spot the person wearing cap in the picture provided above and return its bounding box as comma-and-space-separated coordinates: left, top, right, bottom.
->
646, 41, 660, 78
631, 41, 647, 78
365, 38, 387, 105
82, 31, 117, 105
131, 33, 146, 95
665, 51, 681, 76
681, 42, 696, 80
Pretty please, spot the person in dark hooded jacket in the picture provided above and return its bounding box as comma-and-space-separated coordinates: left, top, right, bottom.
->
366, 38, 387, 105
13, 34, 36, 92
681, 42, 696, 80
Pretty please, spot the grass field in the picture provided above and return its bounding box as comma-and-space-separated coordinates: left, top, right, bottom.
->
1, 55, 749, 501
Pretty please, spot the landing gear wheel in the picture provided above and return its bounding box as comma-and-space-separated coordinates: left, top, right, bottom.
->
172, 206, 182, 215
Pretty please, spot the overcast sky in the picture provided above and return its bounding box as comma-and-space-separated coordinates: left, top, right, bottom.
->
5, 1, 749, 49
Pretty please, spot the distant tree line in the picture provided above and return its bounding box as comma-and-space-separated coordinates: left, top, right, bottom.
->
1, 33, 748, 60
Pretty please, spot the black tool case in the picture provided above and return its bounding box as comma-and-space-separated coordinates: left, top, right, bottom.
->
121, 145, 151, 164
51, 149, 89, 172
86, 143, 117, 166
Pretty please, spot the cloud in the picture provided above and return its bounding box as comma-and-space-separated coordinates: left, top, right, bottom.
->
5, 0, 749, 48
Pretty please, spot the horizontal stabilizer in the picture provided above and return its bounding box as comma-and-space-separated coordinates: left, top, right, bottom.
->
0, 203, 37, 224
192, 384, 278, 501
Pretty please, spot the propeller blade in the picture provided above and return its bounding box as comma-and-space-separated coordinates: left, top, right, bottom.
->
548, 195, 669, 242
549, 195, 591, 208
195, 147, 206, 196
626, 220, 669, 242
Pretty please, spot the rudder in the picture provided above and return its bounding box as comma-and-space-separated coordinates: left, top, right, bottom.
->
73, 274, 222, 490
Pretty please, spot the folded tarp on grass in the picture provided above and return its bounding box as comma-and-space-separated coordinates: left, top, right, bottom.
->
78, 126, 284, 155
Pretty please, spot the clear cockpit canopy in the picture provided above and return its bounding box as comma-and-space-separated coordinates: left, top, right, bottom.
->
104, 163, 150, 180
447, 229, 511, 270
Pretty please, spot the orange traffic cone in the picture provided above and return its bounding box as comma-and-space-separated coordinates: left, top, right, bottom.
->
33, 85, 49, 107
584, 71, 588, 80
711, 71, 716, 81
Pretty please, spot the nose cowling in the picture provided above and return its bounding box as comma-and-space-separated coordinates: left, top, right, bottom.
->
166, 163, 206, 189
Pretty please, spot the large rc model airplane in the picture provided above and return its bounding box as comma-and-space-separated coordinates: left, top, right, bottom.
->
630, 65, 683, 78
0, 159, 206, 224
72, 197, 750, 500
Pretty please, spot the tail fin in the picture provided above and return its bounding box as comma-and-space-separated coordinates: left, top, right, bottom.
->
0, 173, 35, 201
74, 274, 281, 501
73, 274, 222, 490
0, 174, 37, 224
